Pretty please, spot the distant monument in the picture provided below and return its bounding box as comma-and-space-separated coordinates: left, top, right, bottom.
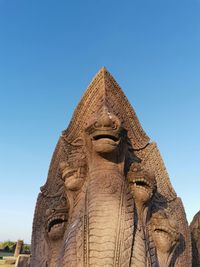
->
31, 68, 192, 266
190, 210, 200, 266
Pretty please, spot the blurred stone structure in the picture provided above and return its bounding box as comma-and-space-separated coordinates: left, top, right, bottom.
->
15, 255, 31, 267
31, 68, 192, 266
190, 210, 200, 267
14, 240, 23, 258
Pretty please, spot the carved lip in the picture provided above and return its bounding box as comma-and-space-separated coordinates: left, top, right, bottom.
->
92, 132, 120, 146
153, 225, 178, 241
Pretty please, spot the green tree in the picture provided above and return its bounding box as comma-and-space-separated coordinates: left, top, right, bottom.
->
0, 240, 15, 251
23, 244, 31, 254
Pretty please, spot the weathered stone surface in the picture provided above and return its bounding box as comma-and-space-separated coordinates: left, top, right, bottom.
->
190, 210, 200, 267
14, 240, 23, 258
31, 67, 192, 266
15, 255, 30, 267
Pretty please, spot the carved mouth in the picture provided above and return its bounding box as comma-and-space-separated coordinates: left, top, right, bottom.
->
47, 216, 66, 233
130, 178, 153, 192
155, 227, 170, 235
93, 134, 119, 142
92, 132, 120, 146
153, 226, 177, 240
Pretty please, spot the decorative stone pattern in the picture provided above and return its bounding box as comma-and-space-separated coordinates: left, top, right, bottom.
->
31, 67, 192, 266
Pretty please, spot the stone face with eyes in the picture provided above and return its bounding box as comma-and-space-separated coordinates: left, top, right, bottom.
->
127, 165, 157, 266
150, 210, 180, 266
84, 106, 127, 155
45, 196, 68, 241
127, 165, 157, 207
60, 161, 86, 191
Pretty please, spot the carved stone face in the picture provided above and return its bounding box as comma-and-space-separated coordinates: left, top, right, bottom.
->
60, 162, 85, 191
128, 166, 156, 205
45, 196, 68, 241
151, 211, 179, 253
85, 106, 126, 155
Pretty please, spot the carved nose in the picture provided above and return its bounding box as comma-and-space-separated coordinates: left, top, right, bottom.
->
95, 105, 116, 128
46, 208, 56, 217
98, 114, 113, 128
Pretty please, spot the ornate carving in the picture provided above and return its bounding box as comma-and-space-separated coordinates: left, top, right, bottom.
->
128, 164, 157, 266
31, 67, 191, 266
150, 210, 180, 266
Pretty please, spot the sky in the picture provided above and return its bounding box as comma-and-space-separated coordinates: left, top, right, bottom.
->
0, 0, 200, 243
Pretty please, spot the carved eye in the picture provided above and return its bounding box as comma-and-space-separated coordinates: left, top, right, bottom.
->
112, 121, 117, 130
60, 197, 67, 206
94, 121, 101, 128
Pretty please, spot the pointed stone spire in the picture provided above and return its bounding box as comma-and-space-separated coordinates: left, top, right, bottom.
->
63, 67, 150, 149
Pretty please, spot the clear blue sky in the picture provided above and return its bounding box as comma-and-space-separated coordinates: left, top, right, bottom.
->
0, 0, 200, 243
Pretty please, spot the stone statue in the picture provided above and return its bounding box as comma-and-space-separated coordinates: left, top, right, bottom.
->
190, 210, 200, 266
31, 67, 192, 266
150, 209, 180, 266
128, 164, 157, 266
